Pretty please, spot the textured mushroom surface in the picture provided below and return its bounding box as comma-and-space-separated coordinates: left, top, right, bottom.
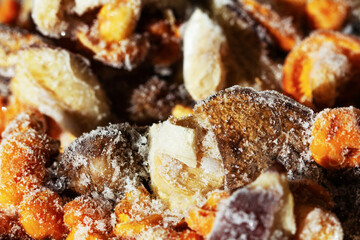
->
195, 86, 322, 191
59, 123, 148, 200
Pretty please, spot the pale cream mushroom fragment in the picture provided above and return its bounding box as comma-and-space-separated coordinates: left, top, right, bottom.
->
31, 0, 69, 38
10, 47, 110, 136
183, 9, 227, 101
148, 116, 224, 213
0, 25, 46, 76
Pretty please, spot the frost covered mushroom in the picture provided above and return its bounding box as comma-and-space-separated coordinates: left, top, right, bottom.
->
0, 25, 47, 77
210, 0, 283, 91
282, 30, 360, 109
294, 208, 343, 240
64, 196, 113, 239
114, 186, 164, 239
240, 0, 301, 51
0, 113, 59, 211
208, 169, 296, 239
194, 86, 321, 191
10, 47, 110, 136
310, 107, 360, 169
128, 77, 194, 125
148, 116, 225, 213
76, 0, 149, 70
183, 9, 228, 101
19, 190, 67, 240
185, 190, 229, 237
31, 0, 69, 38
31, 0, 149, 70
59, 123, 148, 200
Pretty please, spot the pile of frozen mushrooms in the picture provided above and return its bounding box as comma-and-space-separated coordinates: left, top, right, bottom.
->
0, 0, 360, 239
